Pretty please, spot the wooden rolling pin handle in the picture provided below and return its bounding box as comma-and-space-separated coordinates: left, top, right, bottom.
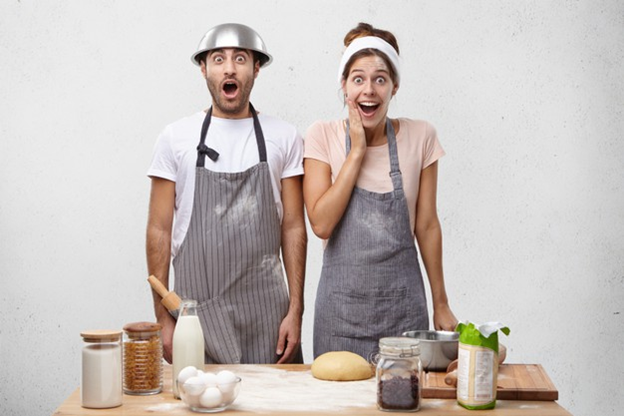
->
498, 344, 507, 364
161, 292, 181, 312
147, 275, 170, 298
147, 275, 181, 312
444, 369, 458, 387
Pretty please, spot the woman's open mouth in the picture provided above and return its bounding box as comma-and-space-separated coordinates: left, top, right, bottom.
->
359, 102, 380, 117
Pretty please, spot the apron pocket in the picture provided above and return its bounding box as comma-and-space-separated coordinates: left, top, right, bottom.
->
197, 297, 242, 364
330, 288, 414, 339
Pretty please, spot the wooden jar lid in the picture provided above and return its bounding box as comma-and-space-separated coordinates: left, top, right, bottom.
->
80, 329, 122, 343
123, 322, 162, 340
123, 321, 162, 338
123, 321, 162, 332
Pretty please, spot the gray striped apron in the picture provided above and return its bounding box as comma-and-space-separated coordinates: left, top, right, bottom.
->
172, 104, 290, 364
313, 119, 429, 360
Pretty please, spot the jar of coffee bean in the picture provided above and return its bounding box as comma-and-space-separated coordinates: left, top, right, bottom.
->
376, 337, 421, 412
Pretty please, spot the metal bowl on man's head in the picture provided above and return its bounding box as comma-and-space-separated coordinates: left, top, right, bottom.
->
191, 23, 273, 67
402, 330, 459, 372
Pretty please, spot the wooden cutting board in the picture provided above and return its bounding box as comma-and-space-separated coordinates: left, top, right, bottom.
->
423, 364, 559, 401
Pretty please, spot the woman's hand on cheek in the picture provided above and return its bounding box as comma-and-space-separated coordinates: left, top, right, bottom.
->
347, 99, 367, 156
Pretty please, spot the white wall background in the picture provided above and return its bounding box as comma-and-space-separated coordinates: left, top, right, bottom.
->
1, 1, 622, 415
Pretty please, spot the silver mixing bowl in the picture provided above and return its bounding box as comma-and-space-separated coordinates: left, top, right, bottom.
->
402, 330, 459, 372
191, 23, 272, 67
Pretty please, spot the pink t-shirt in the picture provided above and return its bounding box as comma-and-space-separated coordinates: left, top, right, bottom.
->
304, 118, 445, 234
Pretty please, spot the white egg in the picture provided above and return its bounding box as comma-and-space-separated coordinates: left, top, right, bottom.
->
200, 371, 219, 387
217, 370, 237, 384
220, 389, 234, 403
182, 391, 201, 408
183, 376, 207, 396
199, 387, 223, 408
177, 365, 199, 385
217, 370, 238, 393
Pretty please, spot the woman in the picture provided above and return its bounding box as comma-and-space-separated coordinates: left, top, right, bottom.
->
304, 23, 458, 359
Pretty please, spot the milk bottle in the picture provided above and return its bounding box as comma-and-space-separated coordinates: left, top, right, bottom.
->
172, 299, 205, 398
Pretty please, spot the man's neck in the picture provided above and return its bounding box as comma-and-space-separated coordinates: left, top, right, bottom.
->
210, 103, 252, 119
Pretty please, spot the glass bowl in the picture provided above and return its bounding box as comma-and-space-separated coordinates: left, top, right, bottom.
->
180, 377, 241, 413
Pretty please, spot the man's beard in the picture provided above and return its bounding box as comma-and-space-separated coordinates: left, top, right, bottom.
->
207, 77, 254, 116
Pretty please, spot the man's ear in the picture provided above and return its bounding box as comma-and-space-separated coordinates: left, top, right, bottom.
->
200, 61, 207, 79
254, 60, 260, 79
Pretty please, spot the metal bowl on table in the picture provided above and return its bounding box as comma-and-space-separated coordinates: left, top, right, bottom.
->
402, 330, 459, 372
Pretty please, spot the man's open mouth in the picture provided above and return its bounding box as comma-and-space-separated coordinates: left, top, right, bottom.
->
222, 81, 239, 97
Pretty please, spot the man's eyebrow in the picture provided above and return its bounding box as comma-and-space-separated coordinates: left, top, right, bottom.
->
208, 48, 251, 56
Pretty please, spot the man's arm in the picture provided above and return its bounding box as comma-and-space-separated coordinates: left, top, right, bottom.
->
146, 177, 176, 363
276, 175, 307, 363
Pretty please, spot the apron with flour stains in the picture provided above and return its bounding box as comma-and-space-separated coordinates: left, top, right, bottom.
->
173, 104, 290, 364
313, 119, 429, 360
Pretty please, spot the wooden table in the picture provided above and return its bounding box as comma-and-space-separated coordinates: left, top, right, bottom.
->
53, 364, 573, 416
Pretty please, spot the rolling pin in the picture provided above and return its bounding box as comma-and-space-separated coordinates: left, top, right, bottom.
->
147, 275, 181, 312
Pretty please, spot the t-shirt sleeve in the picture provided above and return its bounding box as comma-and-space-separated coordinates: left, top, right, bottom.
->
281, 128, 304, 179
147, 126, 177, 182
422, 121, 446, 169
304, 121, 330, 164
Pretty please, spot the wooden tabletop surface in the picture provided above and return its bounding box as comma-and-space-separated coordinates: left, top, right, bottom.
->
53, 364, 573, 416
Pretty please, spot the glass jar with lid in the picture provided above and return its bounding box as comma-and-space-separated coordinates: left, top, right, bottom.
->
122, 322, 163, 395
376, 337, 422, 412
81, 330, 123, 409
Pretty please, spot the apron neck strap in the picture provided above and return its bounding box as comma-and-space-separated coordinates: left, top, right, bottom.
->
196, 103, 267, 167
345, 118, 403, 191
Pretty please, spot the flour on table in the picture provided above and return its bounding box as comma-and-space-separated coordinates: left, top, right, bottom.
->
145, 402, 186, 412
230, 365, 376, 413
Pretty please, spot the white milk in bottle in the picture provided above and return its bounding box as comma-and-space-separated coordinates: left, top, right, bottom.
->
172, 299, 205, 398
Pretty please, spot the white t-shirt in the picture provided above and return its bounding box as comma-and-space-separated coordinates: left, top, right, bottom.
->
148, 111, 304, 257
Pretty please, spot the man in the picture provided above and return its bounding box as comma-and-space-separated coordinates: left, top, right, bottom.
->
146, 23, 306, 364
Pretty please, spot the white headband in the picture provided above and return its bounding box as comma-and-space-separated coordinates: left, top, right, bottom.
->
337, 36, 401, 84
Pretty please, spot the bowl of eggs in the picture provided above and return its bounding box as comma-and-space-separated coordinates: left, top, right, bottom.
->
177, 366, 241, 413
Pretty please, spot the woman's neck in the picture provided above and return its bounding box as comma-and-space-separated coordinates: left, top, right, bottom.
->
365, 118, 389, 147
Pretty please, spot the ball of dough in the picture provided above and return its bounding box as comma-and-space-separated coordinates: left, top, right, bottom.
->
311, 351, 373, 381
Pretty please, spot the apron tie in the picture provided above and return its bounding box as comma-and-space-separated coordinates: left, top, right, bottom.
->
197, 143, 220, 162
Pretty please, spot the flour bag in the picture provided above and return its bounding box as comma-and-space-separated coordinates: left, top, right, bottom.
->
455, 321, 510, 410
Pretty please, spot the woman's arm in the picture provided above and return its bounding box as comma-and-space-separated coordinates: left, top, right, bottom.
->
415, 161, 458, 331
303, 100, 367, 239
